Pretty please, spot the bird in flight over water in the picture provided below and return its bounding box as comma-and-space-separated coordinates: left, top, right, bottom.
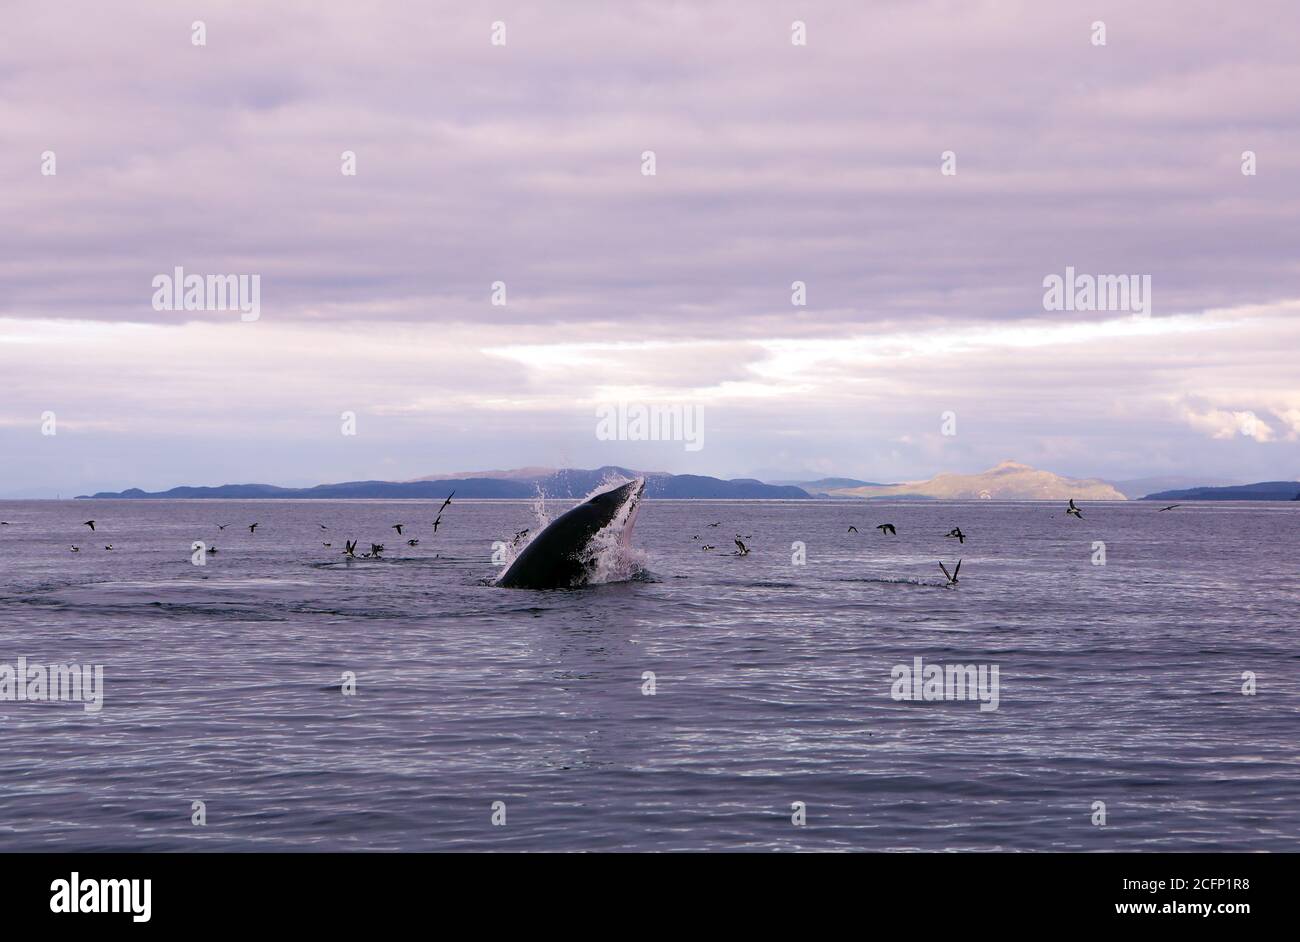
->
217, 524, 230, 531
1159, 504, 1181, 512
734, 537, 750, 556
83, 520, 96, 531
1066, 499, 1083, 519
847, 525, 858, 533
877, 524, 896, 535
438, 492, 455, 515
945, 527, 966, 544
249, 523, 259, 533
392, 524, 404, 536
939, 559, 961, 586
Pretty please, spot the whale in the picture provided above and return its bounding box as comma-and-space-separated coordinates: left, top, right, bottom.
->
496, 478, 645, 589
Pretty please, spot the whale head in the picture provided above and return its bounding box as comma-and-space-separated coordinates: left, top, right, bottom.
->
496, 477, 645, 589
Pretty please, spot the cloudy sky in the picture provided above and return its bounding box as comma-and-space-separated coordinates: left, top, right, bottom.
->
2, 0, 1297, 496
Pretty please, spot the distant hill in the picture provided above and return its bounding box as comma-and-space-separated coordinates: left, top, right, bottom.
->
79, 467, 811, 500
1141, 481, 1300, 501
774, 477, 887, 495
826, 460, 1126, 501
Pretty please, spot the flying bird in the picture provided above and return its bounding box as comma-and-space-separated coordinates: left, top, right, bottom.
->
217, 524, 230, 531
249, 523, 259, 533
945, 527, 966, 544
847, 525, 858, 533
734, 537, 750, 556
877, 524, 896, 535
82, 520, 96, 531
342, 540, 358, 558
437, 492, 455, 515
392, 524, 404, 536
1066, 499, 1083, 519
1159, 504, 1181, 512
407, 539, 419, 546
939, 559, 961, 586
432, 516, 443, 533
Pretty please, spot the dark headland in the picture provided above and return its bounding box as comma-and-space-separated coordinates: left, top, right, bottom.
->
1141, 481, 1300, 502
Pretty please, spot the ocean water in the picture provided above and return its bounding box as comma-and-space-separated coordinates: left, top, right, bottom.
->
0, 497, 1295, 852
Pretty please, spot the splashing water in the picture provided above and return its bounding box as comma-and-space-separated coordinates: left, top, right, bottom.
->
579, 478, 647, 585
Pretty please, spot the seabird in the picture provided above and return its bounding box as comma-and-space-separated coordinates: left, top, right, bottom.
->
319, 524, 328, 530
206, 546, 217, 554
70, 545, 80, 552
876, 524, 896, 535
437, 491, 455, 515
939, 559, 961, 586
249, 523, 259, 533
407, 539, 419, 546
734, 537, 750, 556
847, 526, 858, 533
432, 516, 442, 533
323, 542, 332, 547
702, 544, 716, 551
217, 524, 230, 531
369, 543, 385, 558
342, 539, 357, 558
1159, 504, 1181, 512
392, 524, 404, 536
705, 522, 721, 528
104, 544, 113, 551
83, 520, 96, 531
1066, 499, 1083, 519
945, 527, 966, 544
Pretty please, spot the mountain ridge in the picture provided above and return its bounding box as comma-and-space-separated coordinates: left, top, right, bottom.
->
78, 467, 811, 500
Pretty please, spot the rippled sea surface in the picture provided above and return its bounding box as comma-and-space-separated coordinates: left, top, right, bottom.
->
0, 498, 1295, 851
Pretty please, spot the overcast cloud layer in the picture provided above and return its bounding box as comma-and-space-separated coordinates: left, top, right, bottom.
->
1, 0, 1297, 496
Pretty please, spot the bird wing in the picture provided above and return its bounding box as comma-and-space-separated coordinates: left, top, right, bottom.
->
939, 562, 952, 582
954, 559, 961, 577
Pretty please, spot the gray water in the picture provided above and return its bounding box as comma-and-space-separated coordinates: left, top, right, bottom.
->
0, 497, 1295, 851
